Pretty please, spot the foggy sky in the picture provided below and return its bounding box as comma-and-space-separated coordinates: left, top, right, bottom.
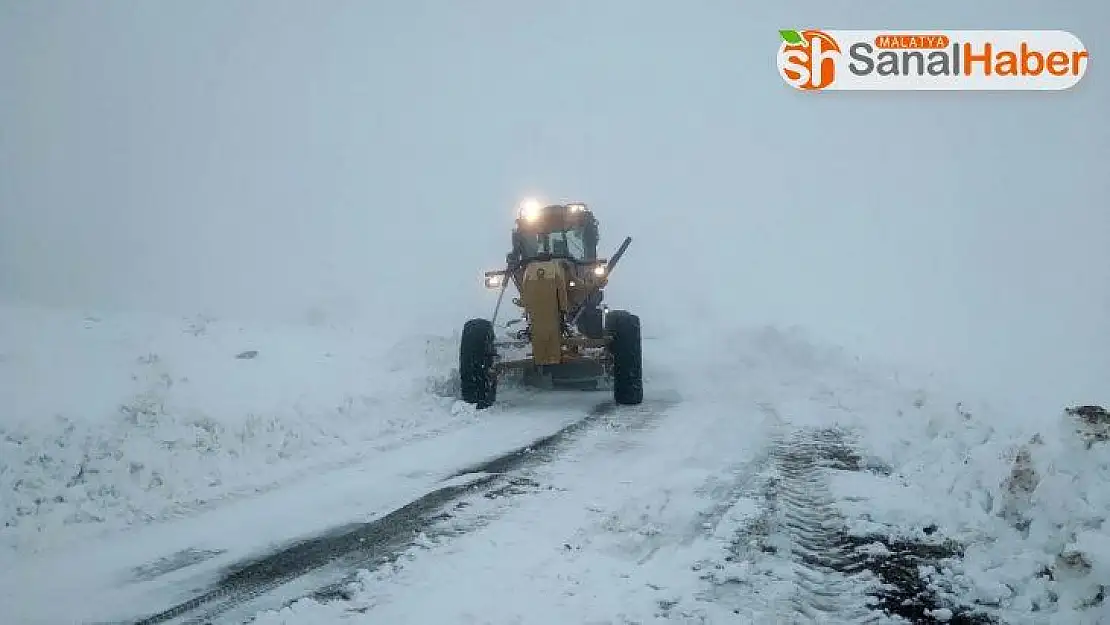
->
1, 1, 1106, 418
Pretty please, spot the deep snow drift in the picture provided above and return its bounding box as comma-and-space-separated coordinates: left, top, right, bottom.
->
2, 303, 1107, 623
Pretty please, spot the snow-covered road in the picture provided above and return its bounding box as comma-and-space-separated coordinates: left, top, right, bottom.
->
2, 306, 1107, 624
239, 367, 971, 625
2, 386, 626, 624
255, 388, 776, 625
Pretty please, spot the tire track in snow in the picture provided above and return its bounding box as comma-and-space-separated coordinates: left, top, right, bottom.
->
769, 428, 886, 623
125, 396, 676, 625
126, 475, 497, 625
305, 396, 677, 601
707, 426, 994, 624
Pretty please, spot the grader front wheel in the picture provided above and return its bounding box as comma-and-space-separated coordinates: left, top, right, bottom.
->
460, 318, 498, 408
606, 310, 643, 405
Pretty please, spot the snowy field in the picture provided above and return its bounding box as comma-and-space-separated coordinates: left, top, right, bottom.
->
2, 304, 1106, 624
0, 303, 465, 555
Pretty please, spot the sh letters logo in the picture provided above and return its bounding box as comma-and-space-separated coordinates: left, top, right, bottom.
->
777, 29, 841, 90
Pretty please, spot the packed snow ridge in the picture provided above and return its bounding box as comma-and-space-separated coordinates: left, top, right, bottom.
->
1, 303, 1106, 623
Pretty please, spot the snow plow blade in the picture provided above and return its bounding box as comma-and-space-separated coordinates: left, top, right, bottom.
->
497, 355, 609, 390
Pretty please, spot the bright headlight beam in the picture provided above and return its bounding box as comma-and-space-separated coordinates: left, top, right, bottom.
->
519, 198, 542, 221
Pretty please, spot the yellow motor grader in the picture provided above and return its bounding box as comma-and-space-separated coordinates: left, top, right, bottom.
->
459, 199, 642, 409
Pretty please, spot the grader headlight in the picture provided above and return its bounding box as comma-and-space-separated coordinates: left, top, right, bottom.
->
484, 272, 504, 289
518, 198, 543, 222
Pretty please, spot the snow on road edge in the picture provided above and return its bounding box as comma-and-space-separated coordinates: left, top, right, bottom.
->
0, 304, 466, 554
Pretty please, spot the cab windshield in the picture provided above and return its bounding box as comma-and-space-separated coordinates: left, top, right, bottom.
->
519, 227, 588, 261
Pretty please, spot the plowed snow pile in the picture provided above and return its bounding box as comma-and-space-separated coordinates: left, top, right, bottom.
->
0, 304, 464, 554
824, 379, 1109, 621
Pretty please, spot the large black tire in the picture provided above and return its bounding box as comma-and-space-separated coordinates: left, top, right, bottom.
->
606, 310, 642, 405
460, 318, 497, 408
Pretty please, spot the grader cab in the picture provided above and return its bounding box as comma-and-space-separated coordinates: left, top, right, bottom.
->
459, 199, 642, 409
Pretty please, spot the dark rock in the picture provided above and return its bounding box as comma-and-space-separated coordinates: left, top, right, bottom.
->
1065, 405, 1109, 445
1066, 405, 1109, 424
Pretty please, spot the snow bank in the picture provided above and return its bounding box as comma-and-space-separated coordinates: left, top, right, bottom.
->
988, 406, 1110, 621
879, 399, 1110, 623
670, 326, 1108, 622
759, 326, 1110, 623
0, 304, 463, 554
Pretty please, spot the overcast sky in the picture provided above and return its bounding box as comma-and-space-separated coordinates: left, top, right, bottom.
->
1, 1, 1106, 417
